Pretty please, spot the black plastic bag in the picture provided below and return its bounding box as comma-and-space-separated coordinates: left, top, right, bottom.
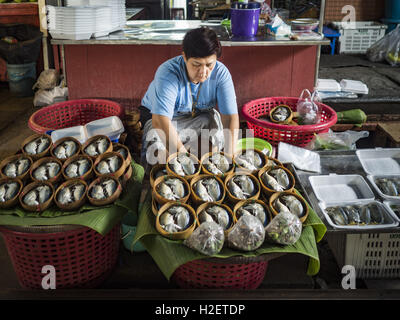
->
0, 23, 43, 64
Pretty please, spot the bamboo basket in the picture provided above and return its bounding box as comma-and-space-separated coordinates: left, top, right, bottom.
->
233, 148, 268, 175
50, 137, 81, 163
224, 172, 260, 205
119, 163, 132, 189
155, 201, 197, 240
196, 201, 235, 237
166, 152, 201, 182
112, 142, 132, 169
233, 199, 272, 227
87, 175, 122, 206
149, 164, 167, 189
0, 178, 23, 209
269, 191, 309, 223
19, 181, 54, 212
21, 133, 52, 160
62, 154, 94, 181
190, 174, 225, 206
0, 154, 33, 182
93, 151, 127, 179
264, 157, 284, 170
54, 178, 88, 211
258, 165, 295, 197
153, 174, 190, 206
152, 197, 161, 216
81, 135, 113, 159
269, 104, 294, 124
29, 157, 63, 184
200, 151, 234, 179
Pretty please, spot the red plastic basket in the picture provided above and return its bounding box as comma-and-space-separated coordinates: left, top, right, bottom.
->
0, 224, 120, 289
172, 257, 268, 289
241, 97, 337, 147
28, 99, 124, 134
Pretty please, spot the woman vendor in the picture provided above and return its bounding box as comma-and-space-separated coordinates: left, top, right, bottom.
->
139, 27, 239, 169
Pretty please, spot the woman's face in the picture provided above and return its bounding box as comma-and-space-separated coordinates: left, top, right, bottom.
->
183, 53, 217, 84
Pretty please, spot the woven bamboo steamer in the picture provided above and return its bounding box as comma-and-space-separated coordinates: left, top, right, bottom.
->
258, 165, 295, 197
200, 151, 234, 179
0, 154, 33, 182
21, 133, 52, 160
54, 178, 88, 211
87, 175, 122, 206
61, 154, 94, 181
81, 135, 113, 160
0, 177, 23, 209
19, 181, 54, 212
93, 151, 127, 179
153, 174, 190, 206
269, 104, 294, 124
152, 197, 161, 216
50, 136, 82, 163
233, 199, 272, 227
155, 201, 197, 240
166, 152, 201, 182
224, 172, 260, 205
112, 142, 132, 169
196, 201, 235, 237
29, 156, 63, 184
189, 174, 225, 206
269, 191, 309, 223
119, 162, 133, 189
264, 156, 284, 170
233, 148, 268, 176
149, 164, 167, 189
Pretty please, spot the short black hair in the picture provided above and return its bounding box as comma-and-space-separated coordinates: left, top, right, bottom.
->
183, 27, 222, 59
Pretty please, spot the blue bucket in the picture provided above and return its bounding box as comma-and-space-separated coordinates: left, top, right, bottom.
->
6, 62, 36, 97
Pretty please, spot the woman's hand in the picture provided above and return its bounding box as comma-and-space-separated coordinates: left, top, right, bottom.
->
152, 114, 187, 155
220, 113, 239, 157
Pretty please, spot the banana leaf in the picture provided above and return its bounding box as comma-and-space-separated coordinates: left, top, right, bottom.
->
337, 109, 367, 127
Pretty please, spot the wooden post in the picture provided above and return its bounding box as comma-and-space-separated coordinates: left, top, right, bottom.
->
38, 0, 49, 70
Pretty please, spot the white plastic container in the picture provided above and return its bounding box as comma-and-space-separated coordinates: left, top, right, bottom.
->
367, 175, 400, 201
356, 148, 400, 175
340, 79, 369, 94
51, 125, 87, 144
383, 200, 400, 223
315, 79, 341, 92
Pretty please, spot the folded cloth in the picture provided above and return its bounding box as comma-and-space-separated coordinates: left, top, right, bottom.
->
0, 160, 145, 236
133, 189, 327, 281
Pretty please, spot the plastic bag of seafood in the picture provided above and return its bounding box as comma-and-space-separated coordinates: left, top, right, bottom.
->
227, 214, 265, 251
265, 211, 302, 245
184, 221, 225, 256
296, 89, 321, 125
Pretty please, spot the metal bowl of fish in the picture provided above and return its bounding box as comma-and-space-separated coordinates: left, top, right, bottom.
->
62, 154, 94, 181
153, 175, 190, 206
190, 174, 225, 205
0, 154, 33, 181
233, 199, 272, 227
166, 152, 200, 181
21, 133, 52, 160
269, 191, 309, 223
258, 165, 295, 196
224, 172, 260, 203
82, 135, 113, 159
30, 157, 63, 184
233, 149, 267, 174
200, 152, 234, 177
54, 179, 88, 211
112, 143, 132, 169
156, 201, 197, 240
87, 175, 122, 206
196, 202, 234, 236
150, 164, 168, 189
19, 181, 54, 212
0, 178, 23, 209
93, 152, 127, 179
50, 137, 81, 162
268, 104, 294, 124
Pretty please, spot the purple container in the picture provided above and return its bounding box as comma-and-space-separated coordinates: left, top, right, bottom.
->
231, 7, 260, 37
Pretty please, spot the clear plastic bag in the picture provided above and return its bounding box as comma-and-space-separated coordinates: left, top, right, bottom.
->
265, 211, 302, 245
227, 214, 265, 251
366, 25, 400, 66
184, 221, 224, 256
296, 89, 322, 125
305, 129, 369, 151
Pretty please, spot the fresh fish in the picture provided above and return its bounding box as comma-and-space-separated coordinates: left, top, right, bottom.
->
84, 137, 109, 157
160, 205, 191, 233
262, 171, 283, 191
96, 156, 121, 174
271, 106, 290, 122
91, 178, 117, 200
235, 150, 262, 171
376, 178, 398, 196
23, 185, 52, 206
234, 175, 255, 196
281, 195, 303, 217
57, 183, 85, 205
195, 180, 214, 202
177, 154, 196, 175
359, 205, 371, 225
344, 206, 361, 225
269, 168, 290, 190
3, 158, 30, 178
114, 147, 127, 159
54, 140, 78, 159
169, 156, 185, 176
367, 203, 384, 224
33, 162, 60, 181
202, 177, 222, 201
157, 178, 186, 200
210, 153, 230, 173
65, 159, 90, 178
273, 197, 290, 214
238, 202, 267, 226
0, 182, 19, 202
24, 137, 50, 155
200, 205, 230, 230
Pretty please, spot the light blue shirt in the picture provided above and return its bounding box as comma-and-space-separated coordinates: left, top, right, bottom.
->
141, 55, 237, 119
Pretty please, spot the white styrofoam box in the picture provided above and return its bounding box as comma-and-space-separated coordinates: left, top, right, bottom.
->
315, 79, 341, 92
367, 175, 400, 201
48, 31, 93, 40
319, 200, 398, 230
309, 174, 375, 204
51, 125, 87, 144
65, 0, 89, 5
331, 21, 387, 54
356, 148, 400, 175
340, 79, 369, 94
85, 116, 124, 141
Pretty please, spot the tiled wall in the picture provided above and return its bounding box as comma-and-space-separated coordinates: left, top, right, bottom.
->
324, 0, 385, 22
